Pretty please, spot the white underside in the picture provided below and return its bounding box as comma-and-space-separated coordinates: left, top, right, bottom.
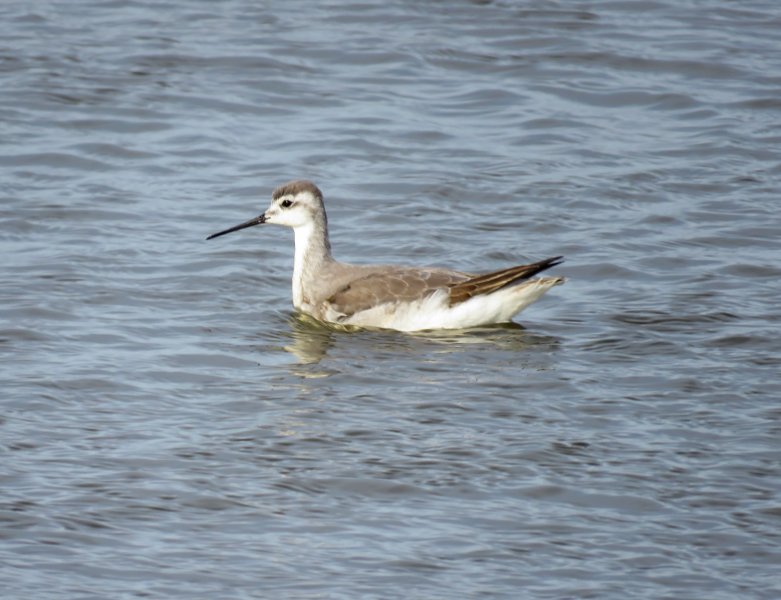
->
319, 277, 563, 332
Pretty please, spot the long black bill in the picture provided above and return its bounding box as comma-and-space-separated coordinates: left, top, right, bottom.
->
206, 214, 266, 240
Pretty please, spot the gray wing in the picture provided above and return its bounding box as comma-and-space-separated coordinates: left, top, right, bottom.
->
326, 268, 470, 318
325, 256, 563, 318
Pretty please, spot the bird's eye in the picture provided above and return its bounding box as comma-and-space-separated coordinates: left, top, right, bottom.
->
280, 199, 293, 208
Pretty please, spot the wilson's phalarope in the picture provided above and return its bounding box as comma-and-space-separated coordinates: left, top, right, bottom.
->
207, 180, 564, 331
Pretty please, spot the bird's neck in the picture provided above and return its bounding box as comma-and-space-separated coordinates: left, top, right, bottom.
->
292, 217, 332, 309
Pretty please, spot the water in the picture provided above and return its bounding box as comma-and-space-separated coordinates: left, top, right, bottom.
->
2, 1, 780, 598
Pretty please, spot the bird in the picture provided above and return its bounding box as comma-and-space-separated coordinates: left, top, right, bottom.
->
207, 180, 564, 331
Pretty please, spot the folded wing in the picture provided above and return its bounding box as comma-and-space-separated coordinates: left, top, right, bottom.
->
447, 256, 564, 306
325, 268, 469, 318
325, 256, 563, 318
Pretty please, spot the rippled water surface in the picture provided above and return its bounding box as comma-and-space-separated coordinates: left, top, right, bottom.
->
2, 1, 781, 598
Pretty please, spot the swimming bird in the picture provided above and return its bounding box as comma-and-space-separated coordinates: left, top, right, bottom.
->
207, 180, 564, 331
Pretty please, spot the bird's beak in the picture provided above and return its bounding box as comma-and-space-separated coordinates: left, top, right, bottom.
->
206, 214, 266, 240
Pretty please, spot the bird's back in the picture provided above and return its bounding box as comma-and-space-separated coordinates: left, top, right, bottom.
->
307, 257, 562, 329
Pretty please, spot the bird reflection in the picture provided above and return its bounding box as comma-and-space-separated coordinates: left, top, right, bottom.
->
283, 312, 561, 367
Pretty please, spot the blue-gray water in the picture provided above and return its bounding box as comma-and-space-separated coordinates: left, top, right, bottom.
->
2, 1, 780, 598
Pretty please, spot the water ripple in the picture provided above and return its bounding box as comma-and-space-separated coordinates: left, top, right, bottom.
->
1, 1, 780, 599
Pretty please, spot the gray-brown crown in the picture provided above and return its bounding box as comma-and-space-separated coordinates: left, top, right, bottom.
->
272, 180, 323, 202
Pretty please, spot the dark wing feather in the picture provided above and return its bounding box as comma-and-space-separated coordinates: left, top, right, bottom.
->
447, 256, 563, 306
